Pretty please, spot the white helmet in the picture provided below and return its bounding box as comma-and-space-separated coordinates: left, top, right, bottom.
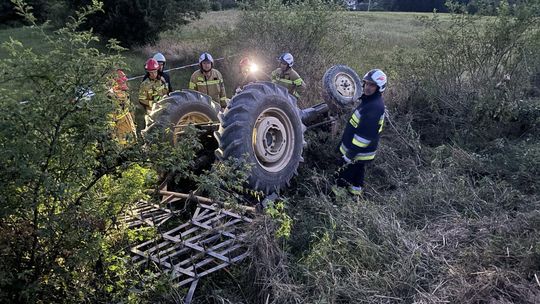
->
199, 52, 214, 64
363, 69, 387, 92
153, 52, 166, 63
278, 52, 294, 67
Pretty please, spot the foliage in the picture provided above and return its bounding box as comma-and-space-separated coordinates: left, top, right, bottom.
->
264, 199, 293, 238
195, 156, 261, 206
206, 1, 540, 303
1, 0, 209, 47
0, 0, 51, 27
0, 1, 203, 301
220, 0, 354, 105
210, 1, 222, 11
391, 0, 540, 146
63, 0, 210, 47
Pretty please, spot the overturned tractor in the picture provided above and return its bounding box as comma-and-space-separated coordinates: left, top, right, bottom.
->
143, 65, 363, 194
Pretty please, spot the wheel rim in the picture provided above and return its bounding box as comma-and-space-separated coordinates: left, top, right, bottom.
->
173, 112, 212, 144
334, 72, 356, 99
252, 107, 295, 173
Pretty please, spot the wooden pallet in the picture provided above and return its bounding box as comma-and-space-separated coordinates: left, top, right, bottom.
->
123, 193, 253, 303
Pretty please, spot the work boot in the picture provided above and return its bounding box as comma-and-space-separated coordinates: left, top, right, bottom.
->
348, 185, 363, 196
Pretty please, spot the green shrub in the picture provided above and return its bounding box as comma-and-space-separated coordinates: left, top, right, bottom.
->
219, 0, 354, 105
392, 1, 540, 145
0, 2, 204, 301
210, 1, 222, 11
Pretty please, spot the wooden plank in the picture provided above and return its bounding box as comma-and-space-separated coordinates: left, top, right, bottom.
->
146, 190, 256, 213
184, 279, 199, 304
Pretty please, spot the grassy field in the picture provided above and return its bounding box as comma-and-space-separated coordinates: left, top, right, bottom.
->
0, 26, 52, 58
0, 10, 442, 93
2, 7, 539, 303
0, 10, 451, 133
154, 10, 443, 72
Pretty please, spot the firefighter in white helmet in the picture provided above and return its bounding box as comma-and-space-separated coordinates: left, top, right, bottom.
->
189, 52, 228, 108
271, 52, 306, 98
336, 69, 387, 196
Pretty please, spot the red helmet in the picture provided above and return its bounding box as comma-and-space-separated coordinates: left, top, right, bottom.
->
239, 57, 251, 66
115, 69, 128, 91
145, 58, 159, 71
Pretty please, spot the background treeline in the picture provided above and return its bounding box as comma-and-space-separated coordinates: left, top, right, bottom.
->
0, 0, 234, 46
360, 0, 520, 12
1, 0, 536, 45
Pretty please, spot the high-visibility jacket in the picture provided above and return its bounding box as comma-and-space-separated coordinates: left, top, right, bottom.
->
271, 67, 306, 98
143, 71, 173, 93
109, 88, 137, 145
189, 69, 227, 108
339, 92, 385, 162
138, 77, 168, 113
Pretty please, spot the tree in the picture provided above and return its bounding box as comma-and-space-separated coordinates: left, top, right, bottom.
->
60, 0, 210, 47
0, 1, 202, 301
0, 0, 52, 26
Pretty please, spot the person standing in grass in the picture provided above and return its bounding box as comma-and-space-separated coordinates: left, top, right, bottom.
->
336, 69, 387, 196
189, 52, 228, 108
143, 52, 173, 93
138, 58, 169, 114
271, 52, 306, 99
108, 69, 137, 145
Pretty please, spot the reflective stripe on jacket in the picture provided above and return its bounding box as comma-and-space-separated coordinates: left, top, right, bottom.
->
108, 88, 137, 144
271, 67, 306, 98
189, 69, 227, 108
138, 77, 168, 113
339, 91, 385, 162
143, 71, 173, 93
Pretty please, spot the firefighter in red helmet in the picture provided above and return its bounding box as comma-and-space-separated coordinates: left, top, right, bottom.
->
138, 58, 168, 114
108, 69, 137, 145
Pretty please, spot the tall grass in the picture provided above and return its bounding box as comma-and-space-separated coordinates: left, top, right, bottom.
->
182, 3, 540, 304
149, 9, 455, 104
0, 26, 53, 58
3, 5, 538, 303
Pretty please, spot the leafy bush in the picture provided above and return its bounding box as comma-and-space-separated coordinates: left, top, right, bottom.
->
210, 1, 222, 11
392, 1, 540, 145
80, 0, 210, 47
4, 0, 209, 47
219, 0, 354, 105
0, 1, 204, 301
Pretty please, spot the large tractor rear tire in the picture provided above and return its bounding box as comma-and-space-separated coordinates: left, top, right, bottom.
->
215, 82, 306, 194
143, 90, 220, 143
322, 65, 363, 113
143, 90, 221, 192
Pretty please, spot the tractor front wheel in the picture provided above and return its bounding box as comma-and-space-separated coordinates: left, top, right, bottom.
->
322, 65, 363, 113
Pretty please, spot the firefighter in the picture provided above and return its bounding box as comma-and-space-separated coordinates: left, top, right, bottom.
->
138, 58, 168, 114
336, 69, 387, 195
235, 56, 260, 93
271, 52, 306, 99
143, 52, 173, 93
108, 69, 137, 145
189, 52, 228, 108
